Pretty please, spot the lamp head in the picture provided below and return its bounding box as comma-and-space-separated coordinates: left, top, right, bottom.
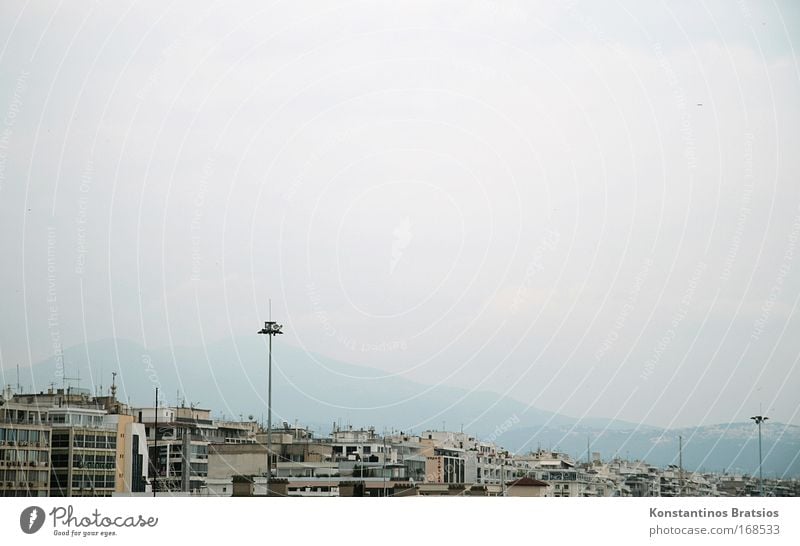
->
258, 321, 284, 335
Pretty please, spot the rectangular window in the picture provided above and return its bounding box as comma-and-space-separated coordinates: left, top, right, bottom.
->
51, 454, 68, 467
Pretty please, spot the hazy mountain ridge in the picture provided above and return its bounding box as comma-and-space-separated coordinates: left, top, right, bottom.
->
496, 422, 800, 477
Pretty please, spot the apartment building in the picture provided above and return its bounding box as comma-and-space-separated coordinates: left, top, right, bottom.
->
136, 404, 258, 493
49, 406, 118, 497
136, 406, 209, 493
0, 396, 51, 497
7, 386, 148, 496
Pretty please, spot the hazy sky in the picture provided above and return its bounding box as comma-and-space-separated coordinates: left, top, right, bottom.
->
1, 0, 799, 428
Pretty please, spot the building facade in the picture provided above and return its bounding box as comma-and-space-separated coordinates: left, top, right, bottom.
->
0, 398, 51, 497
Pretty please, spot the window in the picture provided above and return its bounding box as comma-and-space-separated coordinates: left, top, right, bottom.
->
51, 473, 68, 490
51, 454, 68, 467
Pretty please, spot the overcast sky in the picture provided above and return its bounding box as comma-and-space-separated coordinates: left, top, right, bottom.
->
0, 0, 799, 428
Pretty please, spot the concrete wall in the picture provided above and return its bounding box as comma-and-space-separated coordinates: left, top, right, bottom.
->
208, 444, 269, 479
506, 485, 547, 497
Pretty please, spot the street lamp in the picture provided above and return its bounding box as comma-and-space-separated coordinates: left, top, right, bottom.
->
258, 320, 283, 496
750, 415, 768, 496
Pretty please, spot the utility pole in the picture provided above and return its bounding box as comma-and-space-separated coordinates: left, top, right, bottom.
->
500, 459, 508, 497
587, 435, 591, 467
679, 435, 683, 496
383, 434, 387, 498
153, 387, 158, 498
181, 424, 191, 492
258, 308, 283, 497
750, 415, 769, 496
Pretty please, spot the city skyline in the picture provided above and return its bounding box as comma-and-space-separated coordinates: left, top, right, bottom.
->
1, 3, 798, 544
2, 383, 797, 499
5, 334, 799, 480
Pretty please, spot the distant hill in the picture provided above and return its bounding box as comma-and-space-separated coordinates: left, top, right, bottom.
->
14, 337, 799, 477
19, 336, 588, 433
495, 422, 800, 477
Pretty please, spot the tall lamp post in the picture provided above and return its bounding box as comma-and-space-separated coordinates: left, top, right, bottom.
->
258, 320, 283, 496
750, 415, 768, 496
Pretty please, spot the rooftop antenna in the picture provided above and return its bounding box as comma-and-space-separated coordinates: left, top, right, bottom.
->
110, 372, 117, 399
63, 374, 80, 390
16, 364, 20, 393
